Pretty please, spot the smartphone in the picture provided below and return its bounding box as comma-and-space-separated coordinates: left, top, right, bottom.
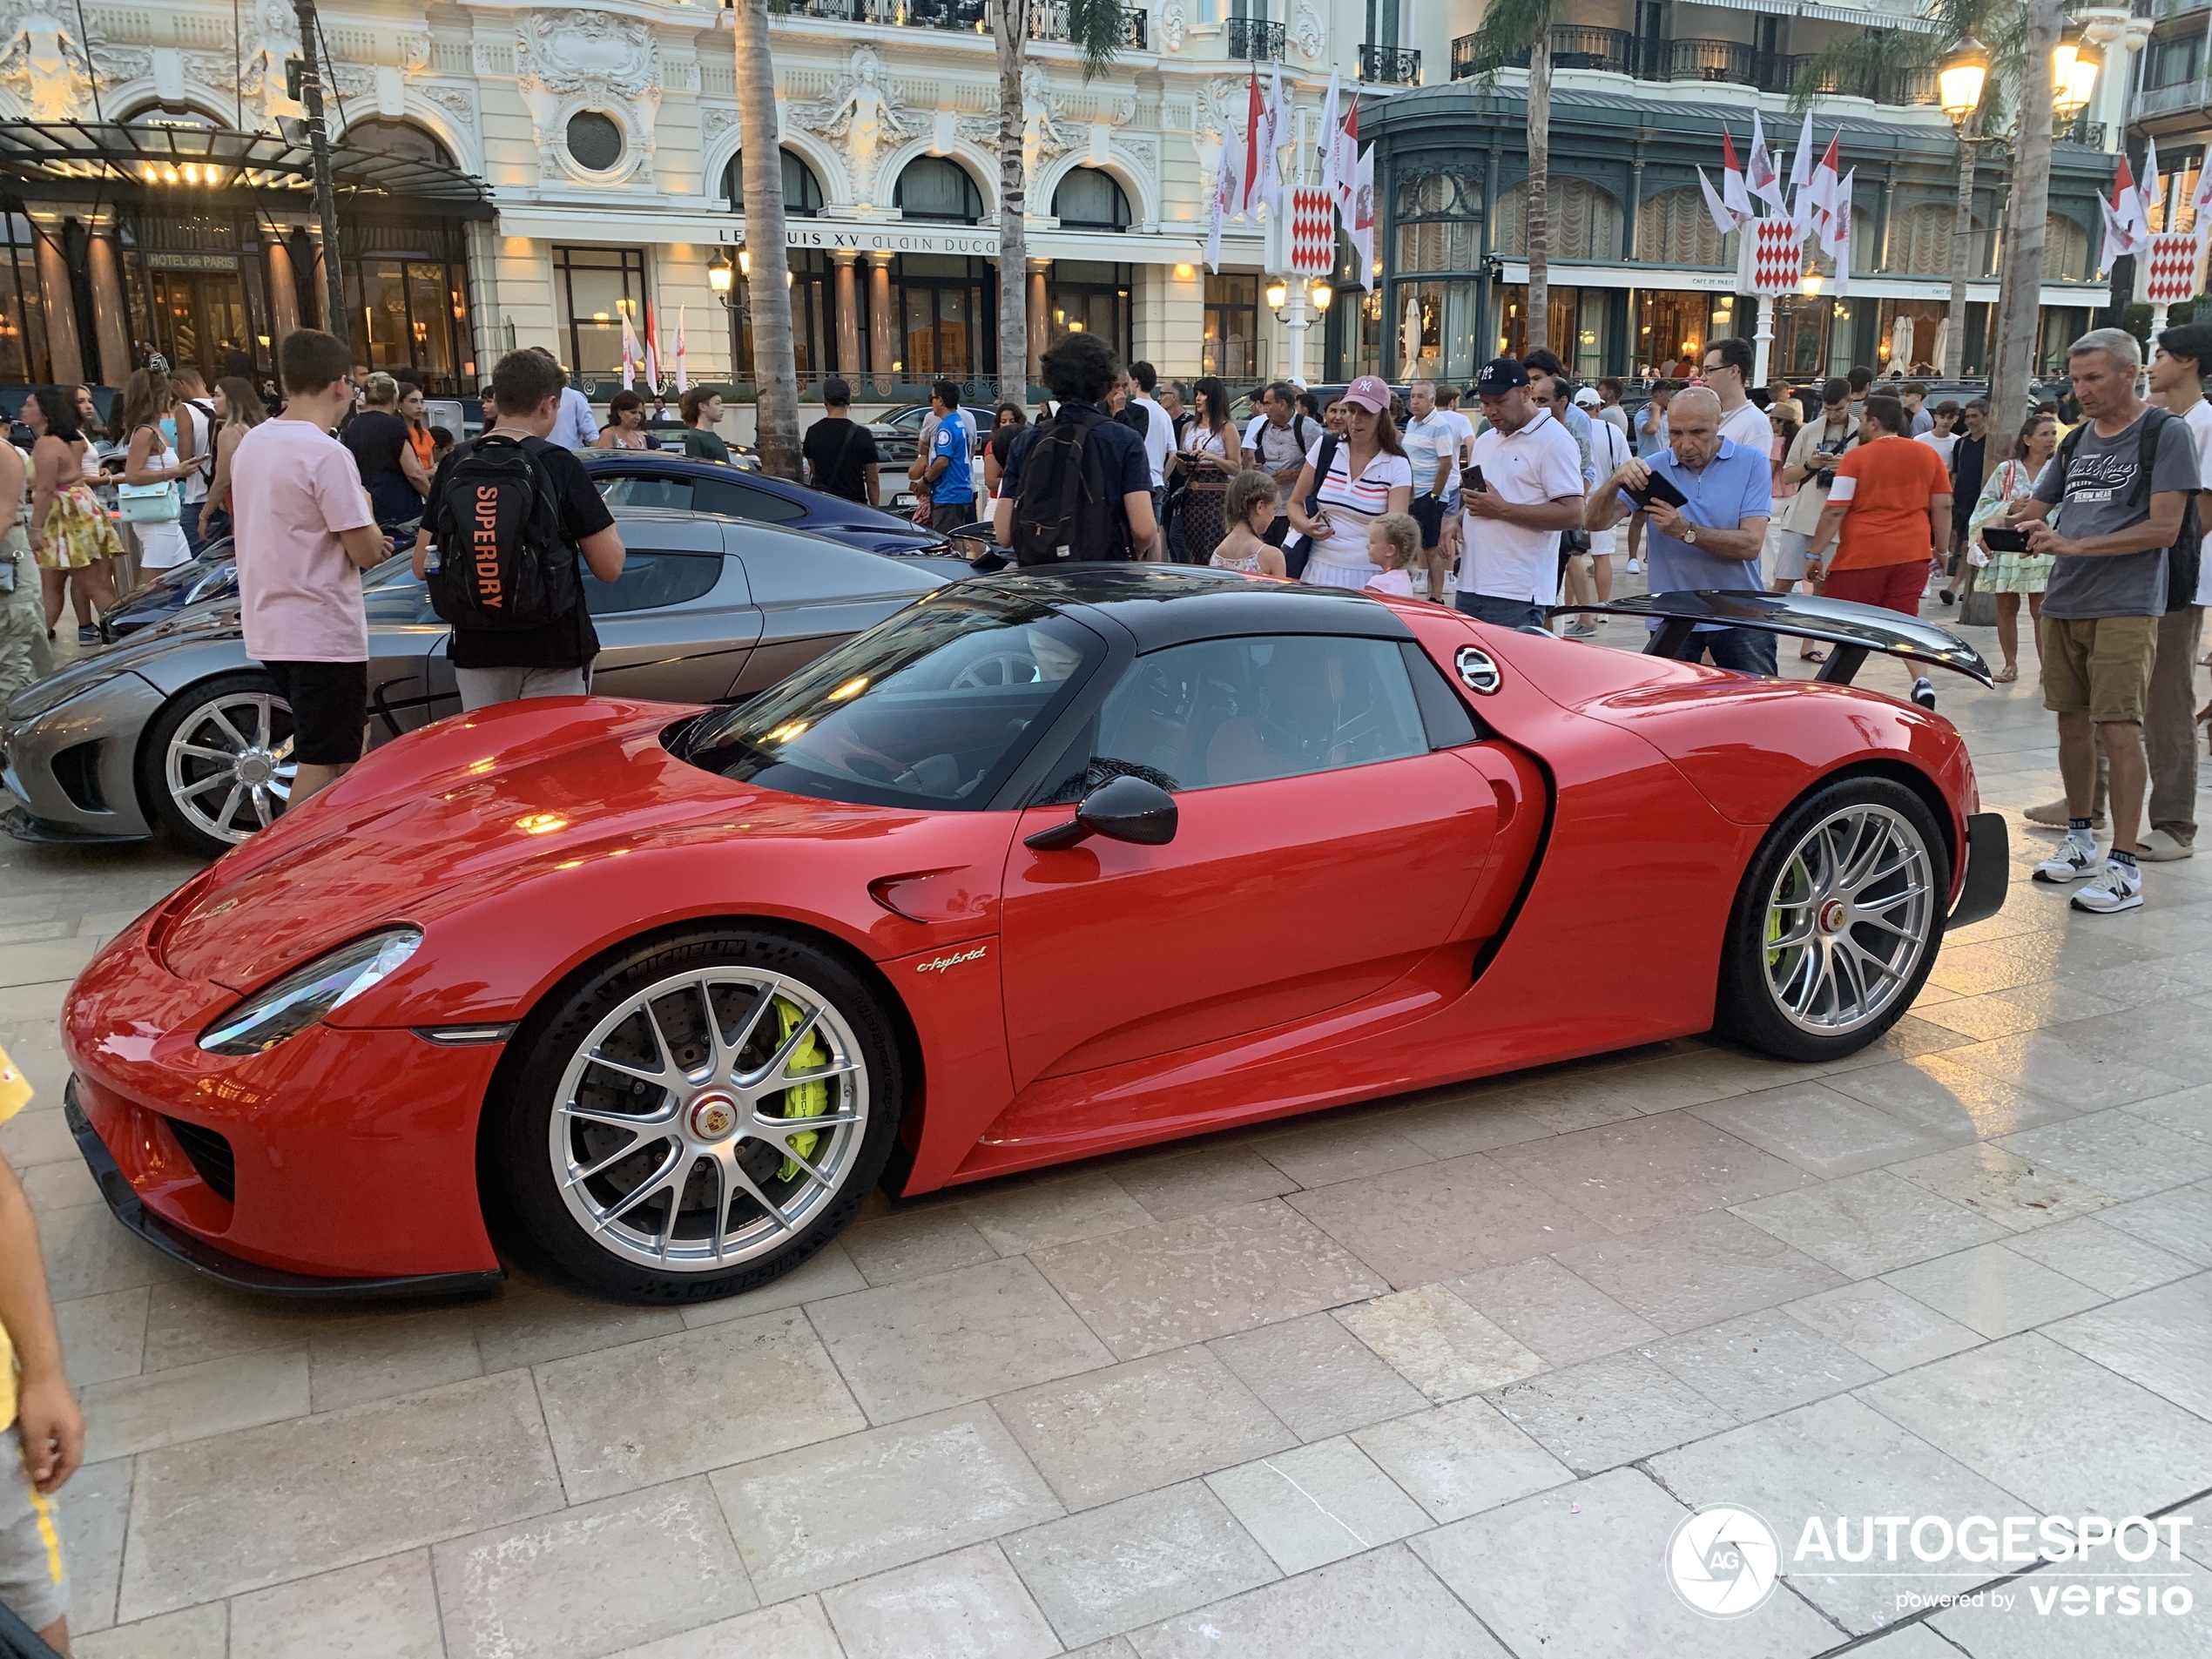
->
1626, 471, 1689, 510
1980, 525, 2030, 553
1460, 463, 1487, 496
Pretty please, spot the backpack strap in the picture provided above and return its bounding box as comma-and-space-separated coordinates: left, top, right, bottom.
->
1308, 432, 1341, 509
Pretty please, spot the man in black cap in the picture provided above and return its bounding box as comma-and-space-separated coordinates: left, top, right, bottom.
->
1456, 358, 1588, 629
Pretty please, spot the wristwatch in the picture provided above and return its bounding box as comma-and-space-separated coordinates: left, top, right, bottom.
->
1682, 524, 1698, 546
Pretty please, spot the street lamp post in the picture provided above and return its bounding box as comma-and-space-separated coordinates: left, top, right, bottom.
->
1939, 36, 1990, 381
1991, 0, 2087, 433
291, 0, 348, 347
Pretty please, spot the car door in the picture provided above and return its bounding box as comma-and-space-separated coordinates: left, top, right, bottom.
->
725, 523, 944, 696
585, 515, 764, 704
997, 632, 1519, 1088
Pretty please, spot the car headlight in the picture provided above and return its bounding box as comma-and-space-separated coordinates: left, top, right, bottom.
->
5, 670, 122, 724
182, 561, 238, 604
199, 928, 423, 1055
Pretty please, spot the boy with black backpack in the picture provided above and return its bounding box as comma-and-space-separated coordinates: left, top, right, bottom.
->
993, 332, 1157, 565
413, 348, 625, 711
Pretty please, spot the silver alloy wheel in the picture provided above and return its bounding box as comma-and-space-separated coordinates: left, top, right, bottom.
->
164, 691, 296, 845
549, 968, 869, 1272
1763, 803, 1936, 1035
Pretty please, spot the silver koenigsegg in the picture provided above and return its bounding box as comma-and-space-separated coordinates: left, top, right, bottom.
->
2, 509, 949, 857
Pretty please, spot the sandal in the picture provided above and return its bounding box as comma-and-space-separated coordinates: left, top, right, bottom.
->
1994, 664, 2018, 683
1800, 649, 1827, 664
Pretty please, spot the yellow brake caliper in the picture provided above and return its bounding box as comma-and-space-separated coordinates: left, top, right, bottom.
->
772, 997, 828, 1182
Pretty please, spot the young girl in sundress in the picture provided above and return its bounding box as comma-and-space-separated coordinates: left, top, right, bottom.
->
1973, 412, 2059, 685
23, 386, 121, 644
1364, 513, 1422, 598
1209, 470, 1287, 578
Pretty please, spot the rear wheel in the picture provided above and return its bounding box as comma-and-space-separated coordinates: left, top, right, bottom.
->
1714, 777, 1949, 1063
495, 927, 903, 1304
138, 672, 295, 858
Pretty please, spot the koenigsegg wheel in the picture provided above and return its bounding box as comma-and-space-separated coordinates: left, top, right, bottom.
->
1714, 776, 1950, 1063
496, 927, 904, 1304
138, 671, 296, 858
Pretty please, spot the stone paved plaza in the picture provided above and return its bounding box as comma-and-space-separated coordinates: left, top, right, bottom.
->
4, 622, 2211, 1658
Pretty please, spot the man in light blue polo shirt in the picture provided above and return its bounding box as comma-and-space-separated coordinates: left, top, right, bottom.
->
1584, 386, 1775, 674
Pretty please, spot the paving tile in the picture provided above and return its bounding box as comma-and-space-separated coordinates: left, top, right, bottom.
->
1446, 1255, 1664, 1367
1859, 1332, 2212, 1518
1001, 1480, 1278, 1649
1649, 1395, 2035, 1635
1841, 1629, 1971, 1659
74, 1605, 226, 1659
53, 1286, 148, 1387
1202, 1438, 1429, 1574
1472, 1067, 1655, 1133
1882, 1243, 2106, 1339
606, 1597, 842, 1659
1482, 1110, 1816, 1234
2125, 1081, 2212, 1142
803, 1257, 1112, 1424
1335, 1285, 1546, 1401
36, 1203, 189, 1302
1030, 1200, 1386, 1359
1689, 1082, 1964, 1178
839, 1206, 1000, 1287
1822, 1053, 2079, 1139
0, 934, 99, 988
1553, 1210, 1849, 1333
1730, 1169, 2012, 1278
1250, 1111, 1436, 1187
959, 1173, 1152, 1254
1109, 1146, 1301, 1224
1928, 927, 2139, 996
1205, 1311, 1427, 1443
1285, 1155, 1608, 1288
535, 1308, 866, 1501
1128, 1543, 1509, 1658
80, 1346, 310, 1462
1936, 1031, 2193, 1110
675, 1242, 871, 1327
464, 1279, 688, 1371
822, 1542, 1061, 1659
1645, 1308, 1883, 1420
1929, 1551, 2212, 1656
1411, 1467, 1841, 1657
1062, 1642, 1140, 1659
22, 1152, 100, 1210
0, 1105, 77, 1168
57, 1455, 132, 1634
307, 1312, 485, 1413
1913, 981, 2131, 1041
1997, 1109, 2212, 1202
2096, 1182, 2212, 1266
435, 1477, 754, 1659
1380, 1089, 1555, 1159
229, 1550, 443, 1659
711, 1403, 1062, 1602
138, 1280, 356, 1372
993, 1345, 1293, 1511
1350, 1394, 1575, 1522
1891, 1139, 2120, 1233
118, 1370, 564, 1621
2044, 1274, 2212, 1421
1487, 1351, 1734, 1474
1997, 1214, 2197, 1298
1779, 1282, 1982, 1374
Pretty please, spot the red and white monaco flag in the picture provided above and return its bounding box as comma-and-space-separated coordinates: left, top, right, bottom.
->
1720, 127, 1752, 226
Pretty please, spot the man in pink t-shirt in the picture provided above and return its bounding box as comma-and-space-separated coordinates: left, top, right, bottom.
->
229, 329, 388, 803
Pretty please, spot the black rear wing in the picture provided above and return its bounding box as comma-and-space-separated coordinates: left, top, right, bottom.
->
1551, 592, 1994, 693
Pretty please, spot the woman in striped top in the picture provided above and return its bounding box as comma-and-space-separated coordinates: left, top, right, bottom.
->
1287, 376, 1413, 589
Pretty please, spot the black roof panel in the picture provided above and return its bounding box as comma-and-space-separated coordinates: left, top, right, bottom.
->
961, 565, 1415, 648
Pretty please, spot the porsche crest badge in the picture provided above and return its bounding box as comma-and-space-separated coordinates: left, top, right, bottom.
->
1454, 645, 1502, 695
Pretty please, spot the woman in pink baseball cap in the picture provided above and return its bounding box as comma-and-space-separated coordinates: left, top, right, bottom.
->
1286, 375, 1413, 589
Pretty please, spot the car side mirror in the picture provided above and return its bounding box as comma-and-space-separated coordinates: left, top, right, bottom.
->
1024, 775, 1179, 851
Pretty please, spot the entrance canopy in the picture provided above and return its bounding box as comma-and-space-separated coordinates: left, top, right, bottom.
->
0, 121, 495, 219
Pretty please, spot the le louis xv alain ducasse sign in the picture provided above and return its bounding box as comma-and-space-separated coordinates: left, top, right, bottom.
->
720, 221, 1000, 259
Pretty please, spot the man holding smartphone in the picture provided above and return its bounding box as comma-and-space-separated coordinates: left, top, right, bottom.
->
1458, 359, 1587, 629
1584, 386, 1773, 672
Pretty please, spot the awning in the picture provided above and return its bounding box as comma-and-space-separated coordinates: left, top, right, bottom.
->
0, 121, 495, 219
1674, 0, 1937, 30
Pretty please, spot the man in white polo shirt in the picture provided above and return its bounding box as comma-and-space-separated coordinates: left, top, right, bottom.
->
1457, 358, 1588, 629
1699, 337, 1774, 452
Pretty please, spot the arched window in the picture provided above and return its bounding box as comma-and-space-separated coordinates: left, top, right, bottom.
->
1053, 167, 1130, 230
1635, 185, 1737, 269
896, 157, 983, 224
338, 118, 454, 165
724, 150, 824, 218
1889, 203, 1959, 276
1393, 168, 1481, 273
1493, 179, 1621, 261
2043, 213, 2091, 281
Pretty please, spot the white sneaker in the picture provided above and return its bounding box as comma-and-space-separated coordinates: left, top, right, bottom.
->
2071, 860, 2143, 914
1625, 558, 1641, 574
2139, 828, 2195, 861
2033, 837, 2100, 883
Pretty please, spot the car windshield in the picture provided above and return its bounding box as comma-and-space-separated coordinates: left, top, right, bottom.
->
673, 588, 1102, 809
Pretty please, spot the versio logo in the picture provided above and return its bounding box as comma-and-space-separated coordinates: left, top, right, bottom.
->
1669, 1505, 1782, 1618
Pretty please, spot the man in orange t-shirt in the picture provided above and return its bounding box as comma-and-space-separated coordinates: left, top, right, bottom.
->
1806, 394, 1953, 616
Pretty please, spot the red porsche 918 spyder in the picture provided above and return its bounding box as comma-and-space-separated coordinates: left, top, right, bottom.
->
61, 568, 2006, 1304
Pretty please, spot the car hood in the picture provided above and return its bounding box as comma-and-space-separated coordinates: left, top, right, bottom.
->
152, 698, 929, 992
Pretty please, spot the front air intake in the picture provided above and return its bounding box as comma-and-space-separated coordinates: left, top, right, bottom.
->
164, 1116, 236, 1203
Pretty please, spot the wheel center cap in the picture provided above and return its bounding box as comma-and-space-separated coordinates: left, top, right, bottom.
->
686, 1093, 738, 1141
1817, 898, 1849, 934
236, 751, 272, 786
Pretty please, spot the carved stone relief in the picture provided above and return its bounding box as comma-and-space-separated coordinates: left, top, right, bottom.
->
789, 44, 919, 208
516, 8, 664, 188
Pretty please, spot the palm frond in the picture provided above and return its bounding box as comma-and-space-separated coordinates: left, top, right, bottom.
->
1455, 0, 1555, 85
1065, 0, 1127, 82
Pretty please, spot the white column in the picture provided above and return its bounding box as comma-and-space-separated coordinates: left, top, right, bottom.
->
1285, 283, 1310, 385
1753, 296, 1775, 385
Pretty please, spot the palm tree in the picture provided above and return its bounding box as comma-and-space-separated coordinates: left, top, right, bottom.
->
1458, 0, 1557, 357
732, 0, 799, 480
992, 0, 1128, 408
1990, 0, 2067, 432
1791, 1, 2024, 380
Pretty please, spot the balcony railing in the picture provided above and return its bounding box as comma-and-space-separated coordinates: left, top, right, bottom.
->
1030, 2, 1147, 45
2139, 76, 2212, 118
1359, 44, 1421, 84
1454, 24, 1934, 105
1227, 17, 1286, 59
761, 0, 1145, 44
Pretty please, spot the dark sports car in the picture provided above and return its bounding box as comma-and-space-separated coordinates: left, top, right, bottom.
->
3, 510, 946, 856
59, 572, 2006, 1305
